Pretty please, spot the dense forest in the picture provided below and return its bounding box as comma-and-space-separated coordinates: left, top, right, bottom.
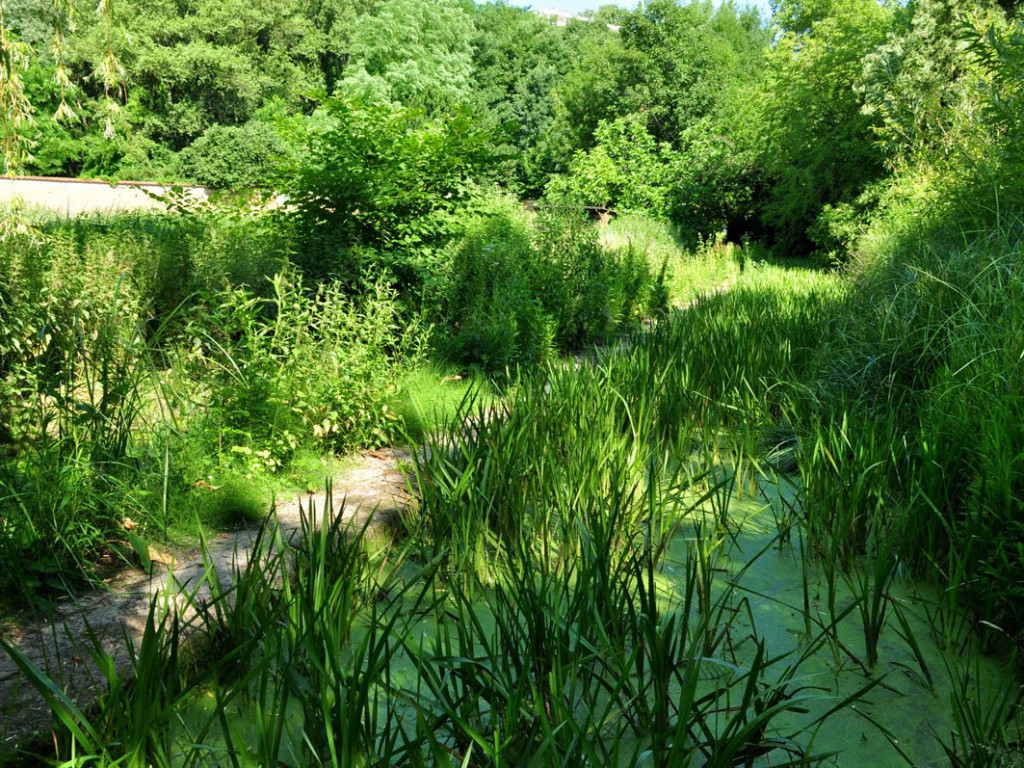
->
3, 0, 1024, 765
2, 0, 1015, 255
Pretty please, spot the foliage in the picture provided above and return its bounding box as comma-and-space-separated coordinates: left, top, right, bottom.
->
178, 121, 290, 189
669, 94, 765, 242
535, 0, 770, 240
283, 97, 499, 287
859, 0, 999, 173
756, 0, 892, 253
185, 270, 424, 465
0, 0, 35, 172
467, 2, 576, 193
546, 114, 674, 216
2, 0, 358, 178
0, 204, 417, 609
435, 195, 656, 372
963, 12, 1024, 215
547, 0, 767, 154
435, 197, 553, 371
339, 0, 475, 113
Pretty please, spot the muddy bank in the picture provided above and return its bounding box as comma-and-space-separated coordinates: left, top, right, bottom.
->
0, 449, 412, 755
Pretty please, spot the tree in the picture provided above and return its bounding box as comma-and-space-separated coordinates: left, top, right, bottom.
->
338, 0, 475, 113
547, 114, 674, 215
860, 0, 1002, 171
1, 0, 347, 177
468, 2, 574, 192
282, 97, 498, 286
756, 0, 893, 251
0, 0, 40, 171
179, 121, 291, 188
542, 0, 767, 183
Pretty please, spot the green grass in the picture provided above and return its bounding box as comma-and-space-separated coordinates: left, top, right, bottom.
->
8, 274, 1022, 763
600, 214, 745, 305
391, 363, 497, 445
4, 201, 1024, 765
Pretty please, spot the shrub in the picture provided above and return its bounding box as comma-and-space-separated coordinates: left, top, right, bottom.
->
437, 199, 554, 369
183, 270, 424, 465
179, 122, 291, 190
282, 97, 499, 289
545, 114, 674, 217
0, 207, 413, 608
435, 195, 656, 372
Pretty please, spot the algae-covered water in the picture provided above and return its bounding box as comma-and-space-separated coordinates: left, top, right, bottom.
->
179, 473, 1019, 767
661, 482, 1009, 768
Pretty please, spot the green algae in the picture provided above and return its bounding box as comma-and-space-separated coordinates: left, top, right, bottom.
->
660, 476, 1019, 768
172, 473, 1020, 767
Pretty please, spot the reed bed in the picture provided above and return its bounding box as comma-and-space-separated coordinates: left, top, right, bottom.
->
4, 259, 1021, 766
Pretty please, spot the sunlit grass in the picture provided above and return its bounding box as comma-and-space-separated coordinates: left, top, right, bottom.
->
391, 363, 497, 445
5, 255, 1024, 766
4, 204, 1024, 765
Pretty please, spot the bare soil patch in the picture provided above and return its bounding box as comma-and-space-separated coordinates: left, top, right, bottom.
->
0, 449, 412, 755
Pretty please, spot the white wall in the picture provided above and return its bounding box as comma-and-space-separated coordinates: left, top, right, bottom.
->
0, 176, 209, 216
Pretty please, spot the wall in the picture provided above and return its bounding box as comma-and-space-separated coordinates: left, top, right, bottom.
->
0, 176, 209, 216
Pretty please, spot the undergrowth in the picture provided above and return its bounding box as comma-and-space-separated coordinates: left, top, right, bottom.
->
0, 197, 680, 611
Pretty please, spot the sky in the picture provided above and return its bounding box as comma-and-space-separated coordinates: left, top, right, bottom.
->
506, 0, 775, 22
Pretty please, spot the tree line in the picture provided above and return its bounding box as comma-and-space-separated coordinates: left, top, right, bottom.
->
2, 0, 1023, 257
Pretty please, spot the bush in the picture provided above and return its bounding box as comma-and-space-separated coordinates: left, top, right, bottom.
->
179, 122, 291, 190
183, 270, 424, 465
282, 97, 499, 289
545, 115, 674, 217
438, 199, 553, 370
434, 195, 656, 373
0, 206, 414, 608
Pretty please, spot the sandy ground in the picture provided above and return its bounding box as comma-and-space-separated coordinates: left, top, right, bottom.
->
0, 449, 412, 756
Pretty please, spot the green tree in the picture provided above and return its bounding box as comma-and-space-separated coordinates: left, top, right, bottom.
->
549, 0, 767, 153
860, 0, 1001, 171
468, 2, 574, 193
282, 97, 498, 287
303, 0, 379, 95
756, 0, 893, 251
3, 0, 347, 177
547, 114, 674, 215
539, 1, 769, 237
179, 121, 291, 188
338, 0, 475, 113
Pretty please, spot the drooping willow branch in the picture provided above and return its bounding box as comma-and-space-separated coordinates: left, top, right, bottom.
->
52, 0, 77, 124
0, 0, 34, 172
0, 0, 124, 173
94, 0, 123, 139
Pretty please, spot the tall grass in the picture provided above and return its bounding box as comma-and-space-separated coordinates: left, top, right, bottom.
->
5, 254, 1023, 765
600, 215, 748, 306
806, 213, 1024, 643
0, 473, 872, 766
4, 195, 1024, 763
0, 207, 422, 610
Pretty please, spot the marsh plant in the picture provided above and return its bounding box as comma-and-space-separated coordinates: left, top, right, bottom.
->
0, 213, 420, 609
940, 653, 1024, 768
0, 295, 889, 765
4, 252, 1024, 766
2, 475, 878, 767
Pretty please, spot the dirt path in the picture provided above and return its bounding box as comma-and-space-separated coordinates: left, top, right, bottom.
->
0, 280, 739, 757
0, 449, 413, 755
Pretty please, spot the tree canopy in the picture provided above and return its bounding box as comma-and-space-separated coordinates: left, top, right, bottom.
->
3, 0, 1022, 256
